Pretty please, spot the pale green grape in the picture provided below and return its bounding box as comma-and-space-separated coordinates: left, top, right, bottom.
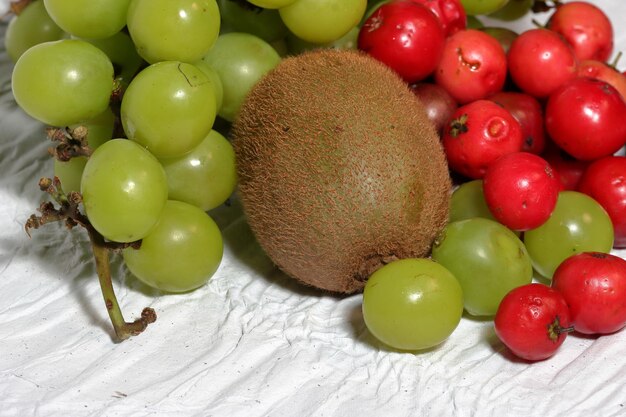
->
524, 191, 614, 279
218, 0, 289, 43
12, 39, 114, 127
362, 258, 463, 351
489, 0, 533, 21
201, 33, 281, 122
194, 61, 224, 112
127, 0, 220, 64
83, 32, 143, 85
81, 139, 168, 243
279, 0, 366, 44
449, 180, 497, 223
159, 130, 237, 211
44, 0, 130, 39
5, 0, 65, 63
123, 200, 223, 293
431, 218, 533, 317
285, 26, 359, 55
54, 157, 88, 194
121, 61, 217, 158
461, 0, 509, 16
248, 0, 296, 8
53, 109, 115, 192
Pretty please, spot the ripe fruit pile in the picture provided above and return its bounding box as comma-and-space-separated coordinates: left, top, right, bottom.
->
4, 0, 626, 358
358, 0, 626, 358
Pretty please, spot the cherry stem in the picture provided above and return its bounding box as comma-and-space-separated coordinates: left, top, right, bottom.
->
610, 51, 623, 69
556, 325, 575, 334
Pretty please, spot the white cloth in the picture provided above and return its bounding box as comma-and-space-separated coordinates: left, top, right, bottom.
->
1, 2, 626, 416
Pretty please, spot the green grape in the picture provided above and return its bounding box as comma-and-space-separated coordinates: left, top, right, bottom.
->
127, 0, 220, 64
279, 0, 367, 44
121, 61, 217, 158
53, 109, 115, 192
83, 32, 143, 86
431, 218, 533, 317
248, 0, 296, 8
159, 130, 237, 211
362, 258, 463, 351
524, 191, 614, 279
43, 0, 130, 39
478, 27, 518, 54
81, 139, 168, 243
194, 61, 224, 112
218, 0, 289, 43
285, 26, 359, 55
54, 157, 88, 194
4, 0, 65, 63
449, 180, 497, 223
488, 0, 533, 21
201, 33, 281, 122
460, 0, 509, 16
123, 200, 223, 293
11, 39, 114, 127
466, 15, 484, 29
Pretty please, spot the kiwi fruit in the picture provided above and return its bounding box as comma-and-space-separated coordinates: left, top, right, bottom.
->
231, 49, 451, 294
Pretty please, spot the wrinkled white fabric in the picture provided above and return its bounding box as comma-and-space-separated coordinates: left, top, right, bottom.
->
1, 2, 626, 416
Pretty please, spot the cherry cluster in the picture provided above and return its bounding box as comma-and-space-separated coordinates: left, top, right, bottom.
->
358, 0, 626, 361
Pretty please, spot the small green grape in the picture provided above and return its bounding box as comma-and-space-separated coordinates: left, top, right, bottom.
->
83, 32, 143, 86
279, 0, 366, 44
127, 0, 220, 63
5, 0, 65, 63
431, 218, 533, 317
201, 33, 281, 122
81, 139, 168, 243
362, 258, 463, 351
449, 180, 497, 223
218, 0, 289, 43
123, 200, 223, 293
159, 130, 237, 211
11, 39, 114, 127
524, 191, 614, 279
43, 0, 130, 39
460, 0, 510, 16
121, 61, 217, 158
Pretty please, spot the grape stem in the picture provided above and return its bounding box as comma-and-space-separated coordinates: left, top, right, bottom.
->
46, 126, 94, 162
8, 0, 32, 16
25, 177, 155, 342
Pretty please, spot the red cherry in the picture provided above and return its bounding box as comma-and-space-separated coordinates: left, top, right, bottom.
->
552, 252, 626, 335
507, 28, 578, 99
577, 59, 626, 102
488, 91, 546, 154
442, 100, 523, 179
358, 1, 445, 83
435, 29, 507, 104
547, 1, 613, 62
407, 0, 467, 37
545, 77, 626, 161
483, 152, 561, 231
495, 283, 572, 361
578, 156, 626, 248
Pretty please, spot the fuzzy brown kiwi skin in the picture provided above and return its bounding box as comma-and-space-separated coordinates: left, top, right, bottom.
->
232, 49, 451, 294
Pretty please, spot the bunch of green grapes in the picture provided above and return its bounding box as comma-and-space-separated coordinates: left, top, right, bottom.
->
7, 0, 244, 293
